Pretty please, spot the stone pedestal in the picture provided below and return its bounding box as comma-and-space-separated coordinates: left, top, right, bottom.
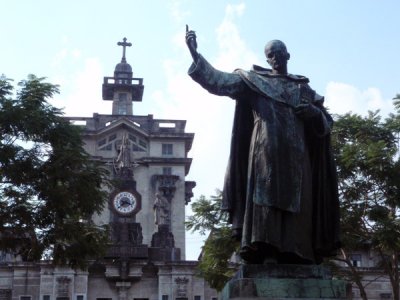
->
220, 264, 350, 300
149, 224, 181, 261
151, 224, 175, 248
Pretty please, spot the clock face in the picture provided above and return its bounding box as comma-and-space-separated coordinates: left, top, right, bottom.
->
113, 191, 137, 215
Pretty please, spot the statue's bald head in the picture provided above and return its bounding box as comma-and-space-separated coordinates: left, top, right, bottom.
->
264, 40, 290, 75
264, 40, 288, 56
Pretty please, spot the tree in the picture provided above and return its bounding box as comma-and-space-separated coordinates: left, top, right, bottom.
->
0, 75, 110, 268
186, 190, 239, 291
331, 99, 400, 300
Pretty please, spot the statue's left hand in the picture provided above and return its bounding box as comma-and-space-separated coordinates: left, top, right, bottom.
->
295, 103, 320, 119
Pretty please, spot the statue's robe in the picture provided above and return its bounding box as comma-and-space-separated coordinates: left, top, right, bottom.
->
189, 55, 340, 263
154, 195, 169, 225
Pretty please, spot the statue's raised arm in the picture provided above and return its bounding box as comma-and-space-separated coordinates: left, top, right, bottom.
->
185, 25, 199, 62
185, 25, 247, 98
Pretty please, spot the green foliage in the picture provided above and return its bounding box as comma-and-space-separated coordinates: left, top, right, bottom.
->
0, 75, 110, 268
186, 192, 228, 235
186, 190, 239, 291
197, 227, 238, 291
332, 100, 400, 299
332, 109, 400, 248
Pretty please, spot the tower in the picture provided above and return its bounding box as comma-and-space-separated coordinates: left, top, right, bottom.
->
77, 38, 196, 263
102, 37, 144, 115
0, 38, 217, 300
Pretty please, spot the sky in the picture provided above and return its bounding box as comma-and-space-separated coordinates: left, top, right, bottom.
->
2, 0, 400, 260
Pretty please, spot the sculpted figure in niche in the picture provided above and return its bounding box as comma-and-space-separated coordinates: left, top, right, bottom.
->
185, 26, 340, 264
154, 193, 170, 226
114, 134, 131, 173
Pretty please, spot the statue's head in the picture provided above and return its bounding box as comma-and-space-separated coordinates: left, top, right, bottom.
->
264, 40, 290, 74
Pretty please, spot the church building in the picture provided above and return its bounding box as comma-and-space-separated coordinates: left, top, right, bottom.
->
0, 39, 217, 300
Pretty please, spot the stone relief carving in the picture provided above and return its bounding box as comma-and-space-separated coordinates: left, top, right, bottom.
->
175, 277, 189, 297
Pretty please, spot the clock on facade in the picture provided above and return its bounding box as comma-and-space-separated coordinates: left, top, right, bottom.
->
112, 191, 138, 215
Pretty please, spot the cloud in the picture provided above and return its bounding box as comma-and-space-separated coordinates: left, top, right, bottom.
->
157, 2, 255, 260
71, 49, 82, 59
52, 57, 109, 117
153, 2, 258, 197
215, 3, 259, 70
51, 48, 82, 67
52, 49, 69, 67
168, 0, 190, 23
151, 4, 259, 259
49, 39, 109, 117
324, 82, 393, 116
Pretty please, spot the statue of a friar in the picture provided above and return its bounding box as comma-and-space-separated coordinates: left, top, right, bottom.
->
186, 26, 340, 264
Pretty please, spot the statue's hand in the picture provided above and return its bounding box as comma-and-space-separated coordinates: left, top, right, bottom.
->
295, 103, 320, 120
186, 25, 199, 62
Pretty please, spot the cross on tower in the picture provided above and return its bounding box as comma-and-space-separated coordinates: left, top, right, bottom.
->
117, 37, 132, 63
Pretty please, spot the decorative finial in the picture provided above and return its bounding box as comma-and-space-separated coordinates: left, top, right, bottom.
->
117, 37, 132, 63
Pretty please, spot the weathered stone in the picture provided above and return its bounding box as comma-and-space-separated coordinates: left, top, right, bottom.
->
221, 265, 350, 300
236, 264, 332, 280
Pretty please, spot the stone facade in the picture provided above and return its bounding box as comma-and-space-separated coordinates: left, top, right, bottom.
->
335, 248, 396, 300
0, 39, 217, 300
77, 113, 194, 257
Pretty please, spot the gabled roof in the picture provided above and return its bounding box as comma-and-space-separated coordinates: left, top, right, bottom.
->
83, 116, 149, 138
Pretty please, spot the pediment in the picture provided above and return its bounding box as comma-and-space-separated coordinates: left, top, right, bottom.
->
96, 117, 149, 137
92, 118, 149, 153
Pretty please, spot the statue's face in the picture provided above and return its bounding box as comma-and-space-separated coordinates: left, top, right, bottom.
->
265, 41, 290, 74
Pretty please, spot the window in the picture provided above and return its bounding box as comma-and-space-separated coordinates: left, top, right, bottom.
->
0, 252, 6, 262
162, 144, 173, 155
194, 296, 201, 300
119, 93, 127, 101
99, 144, 112, 151
97, 139, 106, 147
109, 134, 117, 142
0, 290, 11, 300
132, 144, 145, 152
163, 167, 172, 175
350, 254, 361, 267
21, 297, 32, 300
43, 296, 50, 300
118, 103, 127, 115
162, 296, 168, 300
117, 78, 130, 84
211, 298, 218, 300
76, 296, 84, 300
129, 134, 137, 143
139, 139, 147, 148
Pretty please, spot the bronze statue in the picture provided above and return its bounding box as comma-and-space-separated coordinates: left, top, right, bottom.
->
186, 26, 340, 264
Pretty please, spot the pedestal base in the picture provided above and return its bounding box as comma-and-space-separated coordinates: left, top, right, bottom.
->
221, 264, 350, 300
